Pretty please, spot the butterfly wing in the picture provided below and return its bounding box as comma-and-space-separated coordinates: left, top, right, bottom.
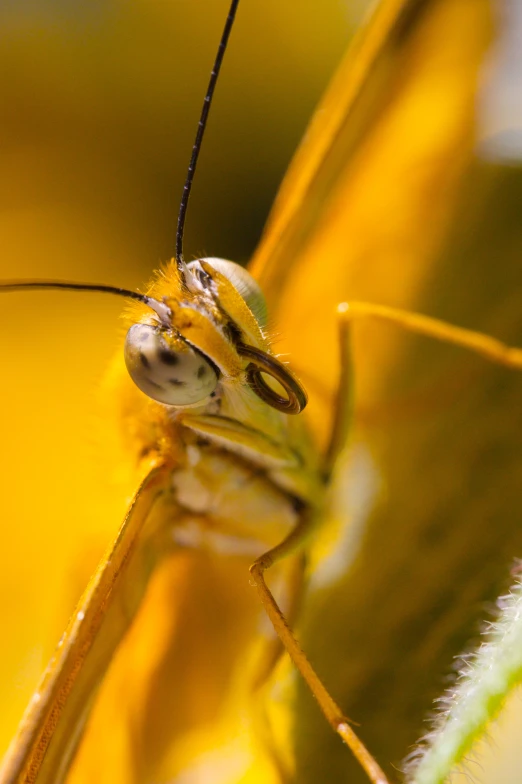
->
0, 461, 170, 784
250, 1, 522, 781
250, 0, 493, 449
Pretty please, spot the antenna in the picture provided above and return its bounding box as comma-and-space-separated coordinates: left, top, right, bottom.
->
175, 0, 241, 268
0, 281, 172, 324
0, 280, 145, 301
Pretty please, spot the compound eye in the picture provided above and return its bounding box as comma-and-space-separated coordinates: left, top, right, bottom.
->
124, 323, 218, 406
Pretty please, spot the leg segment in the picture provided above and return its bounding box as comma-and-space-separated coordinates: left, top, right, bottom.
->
337, 301, 522, 369
250, 551, 307, 692
249, 553, 308, 783
323, 311, 355, 478
250, 516, 391, 784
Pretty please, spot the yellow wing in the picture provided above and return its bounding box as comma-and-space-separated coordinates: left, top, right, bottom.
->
250, 0, 492, 449
252, 2, 522, 782
0, 462, 169, 784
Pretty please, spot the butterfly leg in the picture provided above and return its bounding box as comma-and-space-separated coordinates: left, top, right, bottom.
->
323, 303, 356, 478
336, 301, 522, 370
250, 520, 391, 784
249, 552, 307, 783
250, 551, 307, 692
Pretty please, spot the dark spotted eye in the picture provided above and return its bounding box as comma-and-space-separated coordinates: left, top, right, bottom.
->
124, 324, 218, 406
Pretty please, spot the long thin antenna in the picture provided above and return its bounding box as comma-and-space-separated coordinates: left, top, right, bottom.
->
0, 280, 146, 301
175, 0, 241, 268
0, 280, 172, 323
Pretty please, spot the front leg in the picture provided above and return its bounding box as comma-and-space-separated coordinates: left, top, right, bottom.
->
337, 301, 522, 370
249, 516, 391, 784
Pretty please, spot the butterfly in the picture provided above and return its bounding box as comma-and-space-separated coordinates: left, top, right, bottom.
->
2, 0, 522, 783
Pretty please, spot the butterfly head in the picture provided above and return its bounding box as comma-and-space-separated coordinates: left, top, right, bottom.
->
123, 258, 306, 414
